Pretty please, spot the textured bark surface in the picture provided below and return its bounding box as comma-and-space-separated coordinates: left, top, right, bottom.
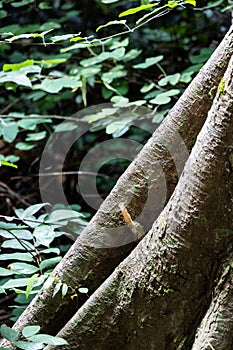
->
191, 261, 233, 350
42, 55, 233, 350
4, 26, 232, 338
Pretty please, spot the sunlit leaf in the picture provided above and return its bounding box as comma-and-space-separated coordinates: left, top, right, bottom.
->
0, 160, 18, 168
119, 4, 156, 17
184, 0, 196, 5
62, 283, 68, 298
0, 71, 32, 87
26, 274, 39, 299
78, 287, 89, 294
167, 1, 178, 8
3, 60, 34, 72
96, 20, 127, 32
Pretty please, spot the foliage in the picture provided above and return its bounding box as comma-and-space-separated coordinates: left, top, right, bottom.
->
0, 203, 88, 321
0, 323, 68, 349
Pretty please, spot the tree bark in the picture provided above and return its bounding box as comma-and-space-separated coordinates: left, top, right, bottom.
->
0, 25, 232, 348
44, 55, 233, 349
191, 260, 233, 350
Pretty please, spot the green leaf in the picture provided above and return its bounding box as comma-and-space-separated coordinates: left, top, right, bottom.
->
158, 73, 181, 86
184, 0, 196, 5
47, 209, 85, 225
33, 225, 56, 247
18, 118, 52, 131
150, 94, 170, 105
123, 49, 142, 62
40, 247, 60, 255
0, 71, 32, 87
0, 286, 7, 295
2, 122, 18, 142
22, 203, 49, 219
167, 1, 178, 8
153, 109, 168, 123
150, 89, 180, 105
162, 89, 181, 97
0, 228, 33, 239
39, 257, 62, 270
1, 239, 35, 251
119, 4, 156, 17
14, 341, 44, 350
62, 283, 68, 298
9, 263, 39, 275
11, 0, 35, 7
0, 160, 18, 168
51, 34, 77, 42
22, 325, 40, 338
54, 122, 77, 132
80, 48, 125, 67
25, 131, 47, 141
109, 38, 129, 50
0, 324, 19, 342
39, 2, 52, 9
96, 20, 127, 32
0, 267, 15, 276
180, 72, 193, 83
0, 252, 33, 262
101, 0, 119, 3
102, 70, 127, 84
5, 155, 19, 163
133, 56, 163, 69
0, 10, 8, 19
140, 83, 155, 93
3, 60, 34, 72
28, 334, 68, 345
15, 142, 35, 150
39, 77, 82, 93
190, 48, 215, 64
78, 287, 89, 294
183, 63, 202, 74
1, 278, 31, 289
106, 121, 130, 137
79, 66, 101, 78
111, 95, 129, 106
42, 275, 55, 290
41, 58, 67, 66
26, 274, 39, 299
53, 282, 62, 297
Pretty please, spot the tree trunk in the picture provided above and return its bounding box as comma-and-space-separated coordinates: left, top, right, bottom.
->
0, 26, 233, 350
44, 54, 233, 350
2, 25, 231, 339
